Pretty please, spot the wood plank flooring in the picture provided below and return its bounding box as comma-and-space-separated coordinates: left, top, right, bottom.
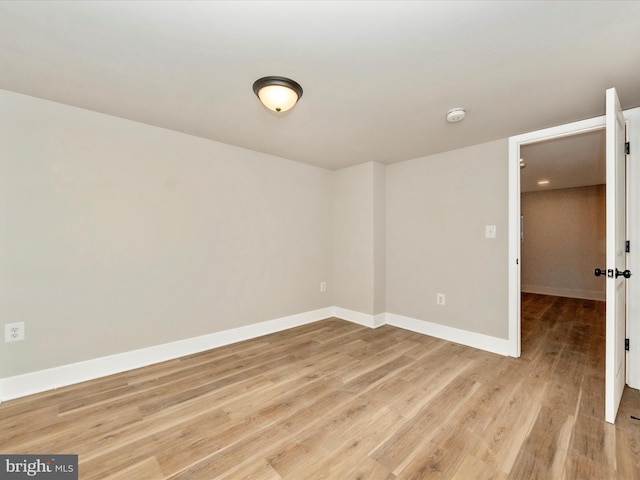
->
2, 293, 640, 479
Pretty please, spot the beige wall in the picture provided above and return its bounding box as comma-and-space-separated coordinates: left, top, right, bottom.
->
386, 140, 509, 339
1, 89, 514, 382
373, 162, 386, 315
0, 90, 333, 377
521, 185, 606, 300
332, 162, 386, 315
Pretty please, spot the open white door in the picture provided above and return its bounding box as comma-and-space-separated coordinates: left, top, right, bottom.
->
605, 87, 628, 424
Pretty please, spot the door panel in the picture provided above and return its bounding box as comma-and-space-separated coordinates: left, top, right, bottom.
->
605, 87, 627, 424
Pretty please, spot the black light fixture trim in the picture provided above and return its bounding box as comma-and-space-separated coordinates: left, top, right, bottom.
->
252, 76, 304, 100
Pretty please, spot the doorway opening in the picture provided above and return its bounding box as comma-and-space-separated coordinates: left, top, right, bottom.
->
518, 129, 607, 365
508, 116, 606, 359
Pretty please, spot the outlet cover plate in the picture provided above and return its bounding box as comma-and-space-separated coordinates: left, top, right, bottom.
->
5, 322, 25, 342
485, 225, 497, 238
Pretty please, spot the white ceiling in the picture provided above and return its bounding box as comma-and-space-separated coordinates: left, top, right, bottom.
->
1, 1, 640, 171
520, 129, 606, 193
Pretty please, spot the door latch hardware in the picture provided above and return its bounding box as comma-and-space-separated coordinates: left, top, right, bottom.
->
595, 268, 631, 278
615, 268, 632, 279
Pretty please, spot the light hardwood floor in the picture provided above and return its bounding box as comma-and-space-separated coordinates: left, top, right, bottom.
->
2, 294, 640, 479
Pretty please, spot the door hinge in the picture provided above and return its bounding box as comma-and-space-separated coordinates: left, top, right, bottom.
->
626, 142, 630, 155
627, 240, 631, 253
626, 339, 630, 351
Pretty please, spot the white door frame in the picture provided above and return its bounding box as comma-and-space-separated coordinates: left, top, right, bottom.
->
509, 109, 640, 390
508, 116, 606, 358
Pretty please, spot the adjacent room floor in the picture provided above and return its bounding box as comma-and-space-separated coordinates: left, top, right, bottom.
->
2, 294, 639, 479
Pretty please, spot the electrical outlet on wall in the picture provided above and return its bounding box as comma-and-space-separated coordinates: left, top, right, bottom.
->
320, 281, 327, 292
436, 293, 446, 306
485, 225, 497, 238
5, 322, 25, 342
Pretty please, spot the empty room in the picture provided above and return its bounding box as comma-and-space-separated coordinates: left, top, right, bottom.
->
1, 1, 640, 479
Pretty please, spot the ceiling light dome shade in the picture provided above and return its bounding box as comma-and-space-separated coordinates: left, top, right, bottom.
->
253, 76, 303, 112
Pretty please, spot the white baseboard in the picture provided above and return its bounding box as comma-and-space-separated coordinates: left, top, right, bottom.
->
386, 313, 511, 356
1, 307, 511, 402
333, 307, 386, 328
521, 284, 605, 302
0, 307, 333, 402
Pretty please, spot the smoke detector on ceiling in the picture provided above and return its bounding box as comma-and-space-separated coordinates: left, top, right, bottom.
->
446, 108, 466, 123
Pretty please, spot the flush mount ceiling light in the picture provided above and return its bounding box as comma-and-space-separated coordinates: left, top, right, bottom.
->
253, 76, 303, 113
446, 108, 466, 123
